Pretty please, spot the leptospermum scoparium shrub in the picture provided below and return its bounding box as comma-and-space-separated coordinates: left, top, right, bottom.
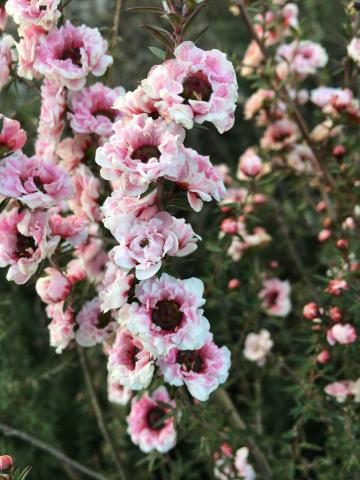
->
0, 0, 359, 479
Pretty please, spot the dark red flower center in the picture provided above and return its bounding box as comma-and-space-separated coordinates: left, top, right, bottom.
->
60, 47, 82, 67
131, 145, 161, 163
139, 238, 149, 248
152, 300, 182, 332
182, 72, 212, 103
267, 290, 279, 307
33, 175, 46, 193
176, 350, 203, 373
93, 108, 116, 121
146, 406, 166, 430
97, 311, 113, 329
16, 233, 36, 259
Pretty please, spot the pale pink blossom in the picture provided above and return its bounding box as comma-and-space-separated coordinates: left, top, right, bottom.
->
316, 350, 330, 364
126, 273, 210, 356
286, 144, 315, 173
47, 302, 75, 354
303, 302, 319, 320
57, 135, 92, 172
69, 83, 125, 137
107, 377, 132, 406
98, 261, 134, 313
0, 206, 59, 284
142, 41, 238, 133
35, 79, 66, 162
75, 298, 116, 347
241, 40, 264, 77
74, 237, 107, 284
243, 329, 273, 367
259, 278, 291, 317
326, 324, 357, 346
276, 41, 328, 79
0, 7, 8, 31
214, 444, 256, 480
34, 20, 113, 90
6, 0, 61, 31
234, 447, 256, 480
238, 148, 262, 178
244, 89, 275, 121
16, 25, 45, 80
348, 379, 360, 402
110, 211, 199, 280
113, 85, 159, 118
49, 213, 89, 246
311, 87, 359, 121
348, 38, 360, 65
127, 386, 177, 453
324, 381, 352, 403
261, 119, 299, 151
68, 164, 100, 222
108, 327, 154, 390
158, 333, 231, 401
0, 153, 74, 209
95, 114, 186, 195
0, 115, 27, 155
36, 267, 72, 304
214, 163, 232, 186
325, 279, 349, 296
0, 35, 15, 91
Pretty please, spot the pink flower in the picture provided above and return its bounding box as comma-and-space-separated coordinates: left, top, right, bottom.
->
16, 25, 45, 80
109, 211, 199, 280
35, 79, 66, 162
108, 327, 154, 390
316, 350, 330, 364
243, 329, 273, 366
303, 302, 319, 320
68, 165, 100, 222
286, 144, 315, 173
234, 447, 256, 480
57, 135, 92, 172
178, 147, 226, 212
241, 40, 264, 77
0, 7, 8, 32
68, 83, 125, 137
95, 114, 186, 195
261, 119, 299, 151
214, 445, 255, 480
49, 213, 89, 246
311, 87, 355, 114
0, 206, 59, 284
47, 302, 75, 354
276, 41, 328, 79
6, 0, 61, 31
238, 148, 262, 178
74, 237, 108, 284
142, 41, 238, 133
318, 229, 332, 243
324, 381, 352, 403
325, 279, 350, 296
259, 278, 292, 317
0, 153, 74, 209
348, 38, 360, 65
228, 278, 240, 289
34, 20, 113, 90
127, 273, 210, 356
244, 89, 275, 121
107, 377, 132, 406
98, 261, 134, 313
75, 298, 116, 347
221, 218, 238, 235
0, 35, 15, 91
127, 386, 177, 453
114, 85, 158, 118
0, 115, 27, 155
327, 324, 357, 346
158, 333, 231, 401
36, 267, 72, 304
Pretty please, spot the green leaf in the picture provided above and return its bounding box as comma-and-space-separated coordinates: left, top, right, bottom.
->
126, 6, 164, 15
148, 46, 166, 61
140, 24, 175, 49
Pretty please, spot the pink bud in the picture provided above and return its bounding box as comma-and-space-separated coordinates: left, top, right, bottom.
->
220, 218, 238, 235
303, 302, 319, 320
327, 323, 357, 345
332, 145, 346, 159
329, 306, 342, 322
221, 206, 231, 214
239, 152, 262, 177
318, 229, 331, 243
269, 261, 279, 269
0, 455, 13, 472
316, 201, 327, 213
316, 350, 330, 364
228, 278, 240, 289
336, 239, 349, 250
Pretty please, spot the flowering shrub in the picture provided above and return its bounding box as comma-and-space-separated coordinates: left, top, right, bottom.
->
0, 0, 359, 479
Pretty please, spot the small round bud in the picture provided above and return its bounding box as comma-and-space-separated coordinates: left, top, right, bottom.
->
303, 302, 319, 320
0, 455, 13, 473
336, 239, 349, 250
329, 306, 342, 322
322, 217, 332, 228
220, 218, 238, 235
316, 201, 327, 213
318, 229, 332, 243
332, 145, 346, 159
269, 260, 279, 269
228, 278, 240, 289
316, 350, 330, 364
221, 206, 231, 214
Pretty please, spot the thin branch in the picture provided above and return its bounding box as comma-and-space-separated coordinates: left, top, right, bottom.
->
112, 0, 123, 49
77, 348, 127, 480
0, 422, 109, 480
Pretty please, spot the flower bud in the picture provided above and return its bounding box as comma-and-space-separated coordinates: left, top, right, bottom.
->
318, 229, 331, 243
316, 350, 330, 364
332, 145, 346, 159
239, 152, 262, 178
228, 278, 240, 289
329, 306, 342, 322
0, 455, 13, 472
336, 239, 349, 250
303, 302, 319, 320
220, 218, 238, 235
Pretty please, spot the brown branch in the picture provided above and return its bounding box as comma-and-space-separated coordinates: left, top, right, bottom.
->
77, 348, 127, 480
112, 0, 123, 49
0, 422, 109, 480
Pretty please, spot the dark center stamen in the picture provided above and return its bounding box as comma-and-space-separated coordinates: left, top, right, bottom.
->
33, 176, 46, 193
182, 72, 212, 103
267, 290, 279, 307
93, 108, 116, 121
16, 233, 36, 259
60, 47, 82, 67
97, 311, 113, 329
130, 145, 160, 164
146, 407, 166, 431
151, 300, 182, 332
139, 238, 149, 248
176, 350, 203, 373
